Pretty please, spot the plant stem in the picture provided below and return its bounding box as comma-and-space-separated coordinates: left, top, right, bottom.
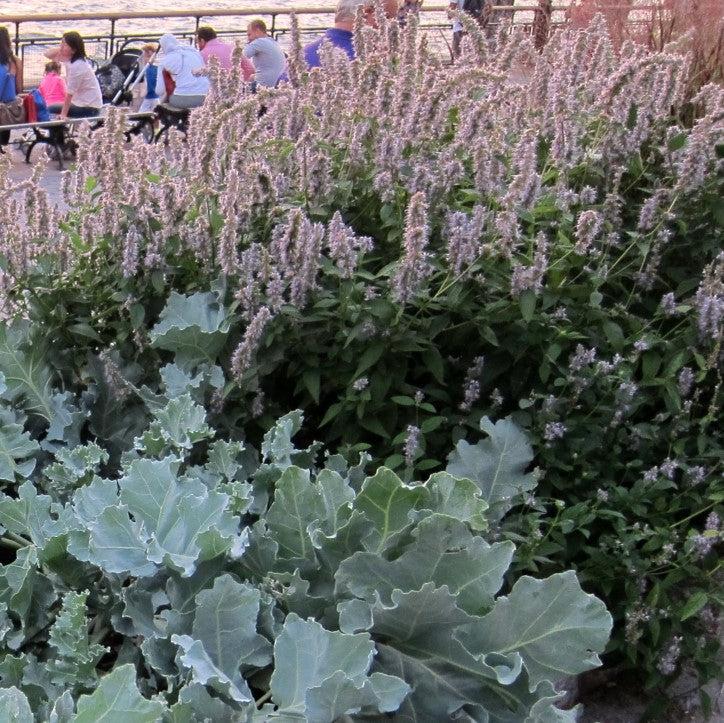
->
255, 689, 273, 707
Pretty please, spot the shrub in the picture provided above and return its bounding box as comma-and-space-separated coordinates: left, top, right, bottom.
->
0, 366, 612, 720
1, 11, 721, 707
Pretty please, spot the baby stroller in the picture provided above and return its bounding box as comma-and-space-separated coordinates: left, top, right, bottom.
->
95, 43, 144, 105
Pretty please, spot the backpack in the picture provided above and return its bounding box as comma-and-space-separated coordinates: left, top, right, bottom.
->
31, 89, 50, 122
462, 0, 485, 19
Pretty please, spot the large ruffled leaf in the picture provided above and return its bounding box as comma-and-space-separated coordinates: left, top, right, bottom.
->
47, 591, 106, 688
0, 322, 55, 422
0, 422, 39, 482
335, 514, 514, 614
463, 571, 613, 690
116, 457, 240, 576
0, 686, 33, 722
270, 614, 409, 720
446, 417, 536, 520
149, 291, 231, 368
345, 583, 533, 720
0, 547, 57, 650
73, 664, 165, 722
0, 482, 66, 550
353, 467, 428, 553
171, 574, 271, 704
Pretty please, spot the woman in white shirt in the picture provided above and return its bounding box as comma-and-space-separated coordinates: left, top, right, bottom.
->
45, 32, 102, 119
155, 34, 209, 110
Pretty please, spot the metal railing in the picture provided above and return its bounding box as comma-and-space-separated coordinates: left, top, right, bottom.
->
0, 3, 662, 88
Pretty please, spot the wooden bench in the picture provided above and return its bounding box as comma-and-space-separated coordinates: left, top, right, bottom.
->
0, 111, 156, 170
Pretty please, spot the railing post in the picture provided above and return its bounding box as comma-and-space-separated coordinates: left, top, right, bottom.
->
109, 18, 115, 55
14, 21, 20, 55
270, 13, 277, 38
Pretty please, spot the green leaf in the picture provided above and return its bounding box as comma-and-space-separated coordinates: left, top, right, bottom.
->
354, 467, 428, 553
0, 687, 33, 722
0, 321, 55, 422
270, 613, 409, 719
206, 440, 245, 481
48, 591, 106, 687
147, 394, 213, 451
172, 574, 271, 704
679, 590, 708, 621
354, 342, 386, 378
363, 584, 530, 719
519, 290, 536, 322
446, 416, 536, 521
265, 466, 323, 565
260, 410, 303, 467
303, 369, 321, 404
465, 571, 612, 690
336, 515, 514, 614
0, 423, 39, 482
149, 291, 231, 368
73, 664, 165, 722
118, 457, 239, 576
0, 481, 67, 551
0, 547, 57, 650
424, 471, 489, 531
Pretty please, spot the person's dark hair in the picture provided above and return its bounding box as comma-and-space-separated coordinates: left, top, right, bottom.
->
0, 26, 16, 67
45, 60, 61, 74
62, 31, 86, 63
196, 26, 217, 42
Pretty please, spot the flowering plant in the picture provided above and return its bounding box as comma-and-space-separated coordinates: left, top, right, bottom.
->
1, 10, 722, 710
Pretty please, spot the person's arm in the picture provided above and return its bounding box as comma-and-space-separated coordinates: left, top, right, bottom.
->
59, 91, 73, 119
45, 46, 63, 61
242, 41, 256, 59
11, 58, 23, 93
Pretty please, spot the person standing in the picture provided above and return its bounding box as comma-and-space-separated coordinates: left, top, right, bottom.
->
243, 20, 286, 88
196, 26, 255, 81
45, 31, 102, 118
138, 44, 160, 113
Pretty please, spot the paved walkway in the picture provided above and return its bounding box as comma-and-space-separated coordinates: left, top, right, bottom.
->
5, 141, 66, 209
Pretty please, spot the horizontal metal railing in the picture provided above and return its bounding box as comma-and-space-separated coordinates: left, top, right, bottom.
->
0, 3, 663, 88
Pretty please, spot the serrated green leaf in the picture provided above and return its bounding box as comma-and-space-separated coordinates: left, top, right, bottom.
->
73, 664, 165, 722
149, 291, 231, 368
148, 394, 213, 451
0, 422, 39, 482
446, 416, 536, 521
364, 584, 528, 719
0, 687, 33, 722
0, 481, 67, 551
171, 574, 271, 704
260, 410, 304, 467
206, 439, 245, 481
0, 547, 57, 650
354, 468, 428, 553
270, 613, 408, 719
48, 591, 106, 687
465, 571, 612, 690
0, 321, 55, 422
49, 690, 75, 723
424, 471, 489, 531
336, 515, 513, 614
265, 466, 323, 565
118, 457, 239, 576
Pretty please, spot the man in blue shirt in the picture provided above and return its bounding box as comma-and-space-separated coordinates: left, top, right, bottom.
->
304, 0, 400, 68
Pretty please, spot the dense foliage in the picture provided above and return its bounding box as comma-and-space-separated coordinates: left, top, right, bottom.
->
0, 364, 612, 721
0, 9, 722, 716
